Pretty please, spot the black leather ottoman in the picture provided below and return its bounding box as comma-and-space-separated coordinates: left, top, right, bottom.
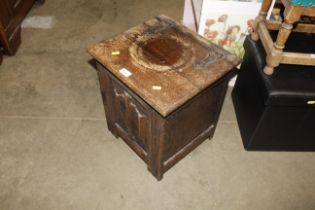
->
232, 34, 315, 151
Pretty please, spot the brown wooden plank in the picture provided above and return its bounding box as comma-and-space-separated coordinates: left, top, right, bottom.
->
266, 20, 315, 33
88, 15, 240, 117
282, 52, 315, 65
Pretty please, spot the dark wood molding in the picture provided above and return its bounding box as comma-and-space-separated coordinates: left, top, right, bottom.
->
0, 0, 45, 64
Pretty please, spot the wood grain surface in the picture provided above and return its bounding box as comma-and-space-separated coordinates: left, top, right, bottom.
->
88, 15, 240, 116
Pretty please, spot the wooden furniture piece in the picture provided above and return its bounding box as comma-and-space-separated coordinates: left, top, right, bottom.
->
252, 0, 315, 75
233, 36, 315, 151
88, 15, 240, 180
0, 0, 44, 64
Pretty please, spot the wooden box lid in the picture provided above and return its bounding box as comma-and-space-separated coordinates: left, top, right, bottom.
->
87, 15, 240, 117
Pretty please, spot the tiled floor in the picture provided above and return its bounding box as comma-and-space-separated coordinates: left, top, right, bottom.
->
1, 0, 315, 210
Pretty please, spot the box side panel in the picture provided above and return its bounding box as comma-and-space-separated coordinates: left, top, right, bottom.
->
162, 78, 229, 168
250, 106, 315, 151
232, 43, 266, 150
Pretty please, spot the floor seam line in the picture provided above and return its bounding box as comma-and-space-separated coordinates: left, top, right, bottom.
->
0, 116, 106, 121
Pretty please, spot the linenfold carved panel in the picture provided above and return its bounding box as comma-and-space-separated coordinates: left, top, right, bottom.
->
112, 82, 149, 151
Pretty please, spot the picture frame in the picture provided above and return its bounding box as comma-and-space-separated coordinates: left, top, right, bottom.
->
198, 0, 261, 58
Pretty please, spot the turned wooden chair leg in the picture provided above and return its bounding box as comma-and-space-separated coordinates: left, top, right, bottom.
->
263, 64, 275, 75
263, 7, 302, 75
274, 22, 293, 50
251, 0, 273, 40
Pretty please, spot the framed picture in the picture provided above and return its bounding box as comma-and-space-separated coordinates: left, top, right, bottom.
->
198, 0, 261, 58
182, 0, 265, 85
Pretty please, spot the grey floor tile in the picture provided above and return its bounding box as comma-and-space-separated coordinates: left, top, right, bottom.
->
218, 87, 237, 123
1, 120, 315, 210
169, 123, 315, 210
0, 52, 104, 118
19, 0, 184, 55
1, 0, 315, 209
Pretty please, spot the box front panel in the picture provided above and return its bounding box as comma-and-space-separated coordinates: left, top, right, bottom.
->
98, 65, 152, 162
110, 80, 150, 152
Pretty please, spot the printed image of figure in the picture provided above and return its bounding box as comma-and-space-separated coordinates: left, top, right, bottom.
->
219, 25, 241, 47
203, 15, 256, 58
214, 14, 228, 32
203, 14, 228, 44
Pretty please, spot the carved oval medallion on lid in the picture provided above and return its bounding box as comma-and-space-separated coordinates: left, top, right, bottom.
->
129, 34, 194, 72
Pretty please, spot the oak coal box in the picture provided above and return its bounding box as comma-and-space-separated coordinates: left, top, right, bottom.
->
88, 15, 240, 180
